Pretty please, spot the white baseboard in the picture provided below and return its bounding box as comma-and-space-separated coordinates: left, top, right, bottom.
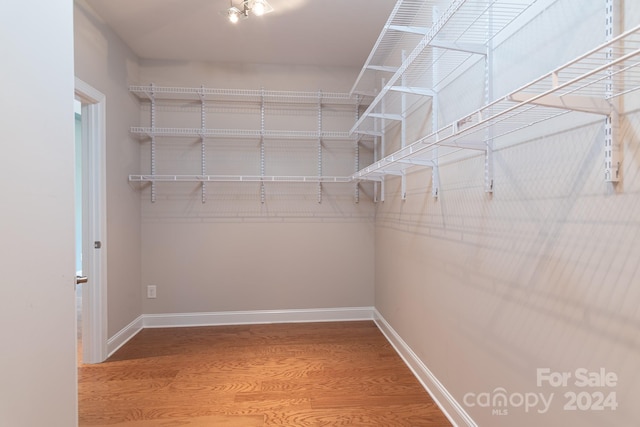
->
373, 309, 477, 427
141, 306, 374, 328
107, 315, 144, 358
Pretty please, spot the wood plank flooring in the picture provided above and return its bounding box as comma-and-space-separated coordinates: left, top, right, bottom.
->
78, 321, 452, 426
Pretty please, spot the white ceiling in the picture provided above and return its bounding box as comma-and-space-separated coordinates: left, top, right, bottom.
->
85, 0, 396, 68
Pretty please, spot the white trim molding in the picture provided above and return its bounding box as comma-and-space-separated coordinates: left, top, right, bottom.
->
107, 307, 374, 358
75, 77, 108, 364
373, 309, 477, 427
142, 306, 374, 328
107, 315, 144, 357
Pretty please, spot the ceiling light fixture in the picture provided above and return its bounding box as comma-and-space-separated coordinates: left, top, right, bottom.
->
228, 7, 241, 23
223, 0, 273, 24
252, 0, 266, 16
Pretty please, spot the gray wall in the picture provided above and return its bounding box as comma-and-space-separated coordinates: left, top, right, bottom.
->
70, 1, 640, 425
74, 0, 142, 337
0, 1, 77, 425
375, 0, 640, 426
137, 61, 376, 314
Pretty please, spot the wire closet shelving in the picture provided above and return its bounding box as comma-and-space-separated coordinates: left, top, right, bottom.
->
351, 0, 640, 194
350, 0, 538, 136
129, 86, 358, 141
128, 0, 640, 202
128, 86, 367, 203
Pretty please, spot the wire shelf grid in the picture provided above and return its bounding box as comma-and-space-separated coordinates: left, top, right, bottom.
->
130, 127, 354, 140
351, 0, 538, 136
354, 24, 640, 182
128, 174, 352, 183
129, 85, 360, 105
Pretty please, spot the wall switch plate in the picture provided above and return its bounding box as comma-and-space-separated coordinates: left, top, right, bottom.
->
147, 285, 157, 299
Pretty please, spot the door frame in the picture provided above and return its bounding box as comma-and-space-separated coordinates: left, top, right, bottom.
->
75, 77, 108, 364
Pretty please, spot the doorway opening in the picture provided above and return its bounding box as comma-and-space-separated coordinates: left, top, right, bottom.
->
75, 77, 108, 364
75, 99, 83, 362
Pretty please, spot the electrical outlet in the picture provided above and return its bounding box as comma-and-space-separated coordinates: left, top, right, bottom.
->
147, 285, 157, 299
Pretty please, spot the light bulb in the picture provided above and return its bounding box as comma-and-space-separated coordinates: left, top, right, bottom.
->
228, 8, 240, 23
252, 0, 265, 16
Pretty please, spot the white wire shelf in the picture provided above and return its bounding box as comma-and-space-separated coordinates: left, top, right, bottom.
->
129, 175, 353, 183
130, 127, 354, 140
354, 24, 640, 182
350, 0, 435, 97
129, 85, 363, 105
351, 0, 537, 136
131, 83, 366, 203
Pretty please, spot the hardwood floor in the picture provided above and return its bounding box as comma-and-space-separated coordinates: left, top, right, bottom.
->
78, 321, 452, 426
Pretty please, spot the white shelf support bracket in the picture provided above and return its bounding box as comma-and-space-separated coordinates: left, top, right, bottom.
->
429, 40, 486, 55
401, 170, 407, 200
260, 88, 266, 203
605, 0, 622, 183
354, 138, 360, 204
380, 78, 386, 203
354, 95, 361, 204
366, 65, 399, 74
432, 95, 440, 199
373, 134, 379, 203
389, 86, 436, 97
605, 112, 620, 182
401, 50, 407, 201
432, 159, 440, 198
372, 88, 382, 203
150, 83, 157, 203
387, 24, 428, 35
484, 17, 495, 194
199, 86, 207, 203
369, 112, 403, 121
431, 7, 440, 199
485, 140, 494, 193
260, 148, 265, 202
